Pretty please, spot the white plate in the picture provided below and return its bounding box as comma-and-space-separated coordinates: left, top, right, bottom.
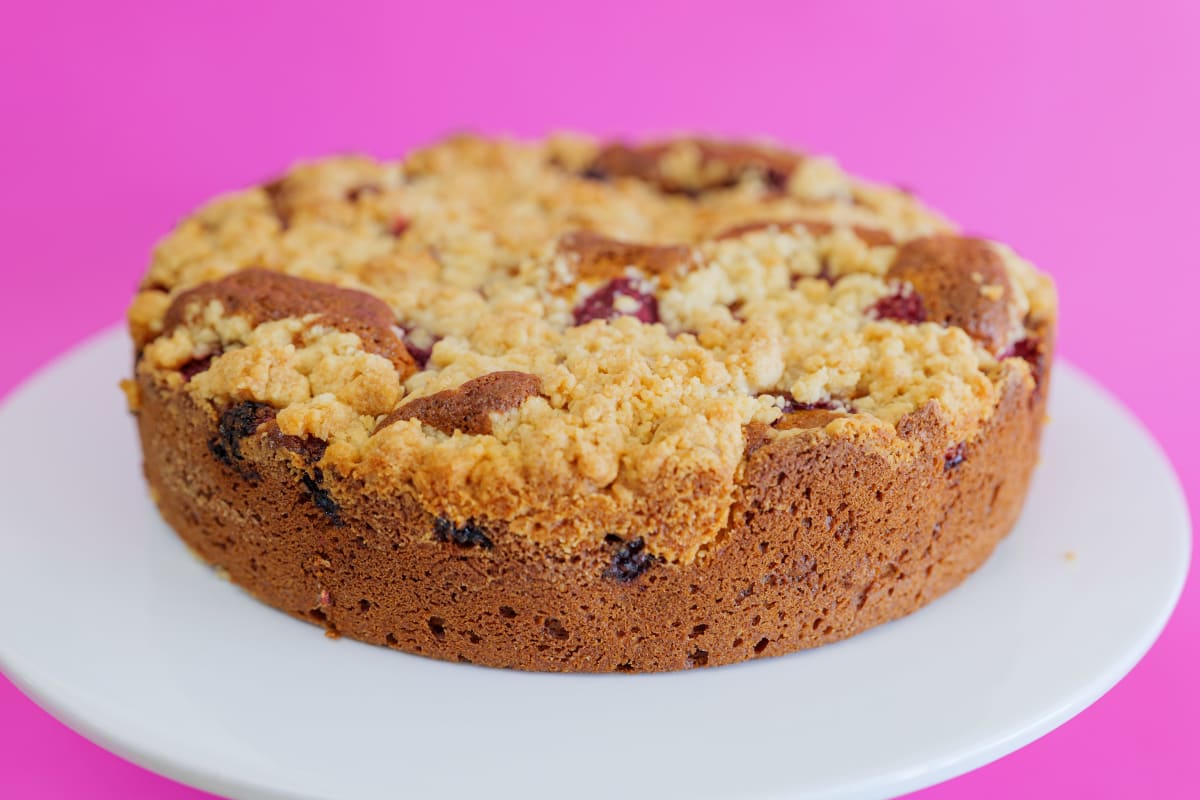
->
0, 328, 1190, 800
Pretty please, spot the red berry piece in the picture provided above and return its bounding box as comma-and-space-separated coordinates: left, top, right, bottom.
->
270, 430, 328, 463
179, 353, 216, 381
1001, 336, 1045, 385
869, 289, 927, 324
572, 278, 660, 325
396, 326, 439, 369
815, 260, 840, 285
765, 394, 850, 415
944, 442, 967, 470
1002, 336, 1039, 364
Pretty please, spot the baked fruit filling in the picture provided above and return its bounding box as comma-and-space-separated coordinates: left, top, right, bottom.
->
126, 135, 1056, 671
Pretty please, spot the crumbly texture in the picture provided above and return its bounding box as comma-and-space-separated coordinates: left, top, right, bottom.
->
127, 134, 1057, 672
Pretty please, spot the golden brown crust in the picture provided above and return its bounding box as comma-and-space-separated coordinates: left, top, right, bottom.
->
586, 138, 804, 194
164, 269, 416, 375
557, 231, 695, 284
888, 236, 1016, 354
774, 408, 845, 431
716, 218, 894, 248
379, 371, 544, 436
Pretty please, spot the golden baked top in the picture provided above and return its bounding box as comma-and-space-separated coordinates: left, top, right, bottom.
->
127, 134, 1057, 564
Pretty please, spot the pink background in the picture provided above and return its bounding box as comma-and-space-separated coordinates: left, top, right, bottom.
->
2, 1, 1197, 796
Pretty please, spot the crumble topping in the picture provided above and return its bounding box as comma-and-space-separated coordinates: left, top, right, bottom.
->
130, 134, 1057, 563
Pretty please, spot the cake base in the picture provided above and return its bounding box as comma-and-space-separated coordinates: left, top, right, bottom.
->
135, 353, 1047, 673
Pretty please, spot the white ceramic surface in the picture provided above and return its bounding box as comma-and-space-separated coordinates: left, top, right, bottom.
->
0, 328, 1190, 800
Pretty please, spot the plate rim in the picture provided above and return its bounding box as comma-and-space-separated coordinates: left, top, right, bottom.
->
0, 325, 1191, 800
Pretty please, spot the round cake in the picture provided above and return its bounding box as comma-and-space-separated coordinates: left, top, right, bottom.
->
124, 135, 1057, 672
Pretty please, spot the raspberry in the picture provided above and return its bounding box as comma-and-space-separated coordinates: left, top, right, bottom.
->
1001, 336, 1045, 385
179, 353, 215, 381
1003, 337, 1040, 365
397, 327, 439, 368
573, 278, 659, 325
765, 394, 852, 415
944, 442, 967, 470
870, 290, 927, 323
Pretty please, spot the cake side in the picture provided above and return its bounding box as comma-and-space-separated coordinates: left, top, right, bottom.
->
133, 322, 1049, 671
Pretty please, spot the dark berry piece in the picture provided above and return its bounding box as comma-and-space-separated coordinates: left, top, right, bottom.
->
1001, 336, 1045, 385
217, 402, 275, 458
208, 401, 275, 472
572, 278, 660, 326
763, 167, 790, 192
776, 396, 802, 414
396, 326, 440, 368
391, 216, 411, 237
406, 342, 433, 368
605, 536, 655, 582
272, 431, 328, 463
763, 393, 853, 415
870, 289, 927, 324
433, 517, 494, 549
179, 353, 215, 381
780, 398, 838, 414
815, 260, 840, 285
301, 467, 343, 526
1003, 335, 1041, 362
944, 442, 966, 470
1003, 337, 1039, 362
763, 393, 854, 431
581, 166, 609, 182
207, 438, 233, 467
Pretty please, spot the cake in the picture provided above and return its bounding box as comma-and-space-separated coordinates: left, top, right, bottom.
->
123, 135, 1056, 672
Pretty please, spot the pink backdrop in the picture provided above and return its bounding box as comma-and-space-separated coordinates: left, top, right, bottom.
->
2, 1, 1197, 796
